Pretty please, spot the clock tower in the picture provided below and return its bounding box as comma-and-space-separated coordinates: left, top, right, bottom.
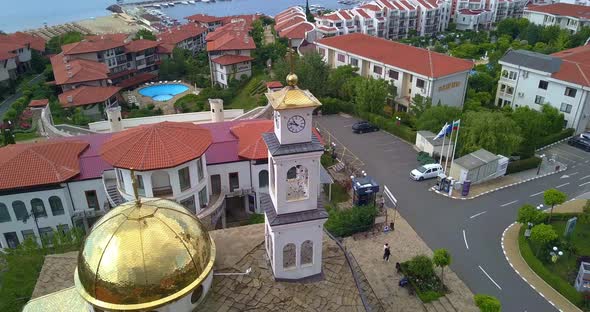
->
262, 72, 328, 280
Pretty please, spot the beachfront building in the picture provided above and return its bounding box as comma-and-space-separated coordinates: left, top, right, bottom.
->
186, 14, 224, 31
450, 0, 526, 27
58, 86, 121, 119
455, 8, 494, 30
495, 47, 590, 134
317, 33, 473, 111
206, 20, 257, 88
156, 23, 209, 56
493, 0, 527, 23
523, 3, 590, 33
274, 7, 317, 47
0, 32, 46, 84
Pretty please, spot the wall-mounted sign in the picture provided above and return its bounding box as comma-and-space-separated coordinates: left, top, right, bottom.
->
438, 81, 461, 92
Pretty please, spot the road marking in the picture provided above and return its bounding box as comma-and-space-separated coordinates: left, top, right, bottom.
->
377, 143, 394, 146
555, 147, 585, 159
580, 175, 590, 180
556, 182, 570, 189
580, 181, 590, 187
569, 172, 579, 176
343, 123, 355, 127
500, 200, 518, 207
462, 230, 469, 250
470, 211, 487, 219
529, 191, 544, 197
478, 265, 502, 290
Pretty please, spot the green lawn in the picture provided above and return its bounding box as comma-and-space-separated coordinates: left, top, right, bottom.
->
227, 73, 269, 111
329, 182, 350, 204
14, 132, 40, 142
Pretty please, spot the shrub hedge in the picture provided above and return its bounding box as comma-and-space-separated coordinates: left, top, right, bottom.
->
506, 157, 542, 174
324, 204, 378, 237
357, 111, 417, 143
518, 226, 584, 307
536, 128, 575, 150
318, 97, 355, 115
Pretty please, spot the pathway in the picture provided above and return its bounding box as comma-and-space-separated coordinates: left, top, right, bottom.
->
0, 73, 45, 118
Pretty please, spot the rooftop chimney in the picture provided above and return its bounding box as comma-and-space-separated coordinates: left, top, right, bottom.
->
67, 71, 73, 78
209, 98, 224, 123
67, 95, 73, 103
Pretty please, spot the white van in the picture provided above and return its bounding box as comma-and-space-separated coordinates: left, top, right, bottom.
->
410, 163, 444, 181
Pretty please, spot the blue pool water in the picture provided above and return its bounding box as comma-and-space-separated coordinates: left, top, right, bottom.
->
139, 84, 189, 102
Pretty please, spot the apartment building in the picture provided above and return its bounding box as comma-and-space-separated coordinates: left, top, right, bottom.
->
496, 47, 590, 134
274, 7, 317, 47
376, 0, 418, 39
156, 23, 208, 55
523, 3, 590, 33
493, 0, 527, 22
413, 0, 451, 37
0, 32, 46, 84
317, 33, 473, 111
206, 19, 257, 88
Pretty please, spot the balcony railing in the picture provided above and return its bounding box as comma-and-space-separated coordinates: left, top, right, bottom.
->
153, 186, 173, 197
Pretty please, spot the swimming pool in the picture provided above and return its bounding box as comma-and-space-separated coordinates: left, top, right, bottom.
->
139, 84, 189, 102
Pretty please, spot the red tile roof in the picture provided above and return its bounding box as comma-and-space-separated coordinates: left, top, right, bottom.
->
360, 4, 382, 11
275, 16, 306, 32
321, 13, 343, 21
125, 39, 159, 53
50, 53, 109, 85
230, 120, 274, 160
185, 14, 223, 23
525, 3, 590, 19
0, 42, 23, 54
276, 7, 304, 21
339, 10, 353, 20
0, 32, 46, 52
266, 81, 283, 88
317, 33, 473, 78
211, 54, 254, 65
116, 72, 157, 89
280, 23, 315, 39
355, 8, 372, 18
0, 141, 88, 190
29, 99, 49, 108
100, 121, 213, 171
459, 8, 487, 15
58, 86, 121, 108
61, 36, 126, 55
317, 25, 338, 33
0, 50, 16, 61
377, 0, 396, 10
549, 45, 590, 87
156, 23, 208, 45
207, 31, 256, 52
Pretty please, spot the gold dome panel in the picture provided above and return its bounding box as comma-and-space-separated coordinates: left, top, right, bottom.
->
266, 86, 322, 111
75, 198, 215, 311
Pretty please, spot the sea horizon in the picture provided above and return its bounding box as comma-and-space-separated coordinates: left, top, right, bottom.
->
0, 0, 352, 33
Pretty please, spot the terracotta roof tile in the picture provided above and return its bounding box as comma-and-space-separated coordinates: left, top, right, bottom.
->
116, 72, 157, 89
124, 39, 159, 53
360, 4, 382, 11
29, 99, 49, 107
550, 45, 590, 87
185, 14, 223, 23
266, 81, 283, 88
207, 32, 256, 52
0, 141, 88, 190
339, 10, 353, 20
100, 121, 212, 170
58, 86, 120, 108
280, 23, 315, 39
61, 36, 126, 55
275, 16, 306, 32
317, 33, 473, 78
50, 53, 109, 85
211, 54, 254, 65
0, 32, 46, 52
355, 8, 372, 18
525, 3, 590, 19
156, 23, 207, 45
230, 120, 274, 160
0, 50, 17, 61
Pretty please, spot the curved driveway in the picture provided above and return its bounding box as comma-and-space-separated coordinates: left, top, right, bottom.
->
317, 115, 590, 312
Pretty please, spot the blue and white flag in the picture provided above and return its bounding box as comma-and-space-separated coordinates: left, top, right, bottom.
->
434, 123, 449, 140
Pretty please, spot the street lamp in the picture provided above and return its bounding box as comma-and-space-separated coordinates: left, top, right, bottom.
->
536, 204, 544, 211
536, 154, 546, 175
395, 116, 401, 126
550, 246, 564, 263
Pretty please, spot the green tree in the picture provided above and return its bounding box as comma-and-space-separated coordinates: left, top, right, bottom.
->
406, 255, 435, 281
416, 105, 462, 133
468, 72, 496, 94
511, 107, 547, 157
133, 29, 156, 41
46, 31, 83, 54
450, 43, 482, 59
530, 223, 558, 256
354, 78, 389, 115
326, 65, 358, 100
273, 52, 330, 97
432, 249, 451, 286
305, 0, 315, 22
474, 294, 501, 312
541, 104, 565, 134
411, 94, 432, 119
250, 19, 264, 47
543, 189, 567, 223
517, 204, 545, 225
460, 111, 522, 156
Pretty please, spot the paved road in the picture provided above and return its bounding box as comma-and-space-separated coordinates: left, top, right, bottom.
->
316, 114, 590, 312
0, 73, 45, 119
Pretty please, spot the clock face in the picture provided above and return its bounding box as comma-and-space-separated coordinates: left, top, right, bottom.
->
287, 115, 306, 133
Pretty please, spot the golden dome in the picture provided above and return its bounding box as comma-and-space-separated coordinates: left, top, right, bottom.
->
286, 73, 298, 86
75, 199, 215, 311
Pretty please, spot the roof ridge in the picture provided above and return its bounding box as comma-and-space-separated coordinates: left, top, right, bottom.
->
428, 50, 434, 77
574, 61, 590, 86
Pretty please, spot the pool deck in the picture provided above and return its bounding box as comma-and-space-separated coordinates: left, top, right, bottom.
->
132, 81, 197, 115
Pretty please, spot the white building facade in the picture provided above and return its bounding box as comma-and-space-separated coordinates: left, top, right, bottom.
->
523, 3, 590, 33
496, 49, 590, 133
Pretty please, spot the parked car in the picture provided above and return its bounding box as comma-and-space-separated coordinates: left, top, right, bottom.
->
580, 132, 590, 141
352, 121, 379, 134
568, 136, 590, 151
410, 163, 444, 181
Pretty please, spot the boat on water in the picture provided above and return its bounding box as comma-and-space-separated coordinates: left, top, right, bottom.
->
188, 0, 195, 3
168, 3, 175, 7
202, 0, 210, 3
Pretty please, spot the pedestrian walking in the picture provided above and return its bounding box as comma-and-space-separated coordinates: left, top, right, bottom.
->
383, 243, 391, 262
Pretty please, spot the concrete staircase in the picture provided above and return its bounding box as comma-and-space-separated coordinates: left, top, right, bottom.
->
106, 184, 124, 206
423, 296, 458, 312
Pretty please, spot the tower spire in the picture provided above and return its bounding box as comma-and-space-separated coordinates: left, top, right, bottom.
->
286, 40, 298, 87
130, 169, 142, 207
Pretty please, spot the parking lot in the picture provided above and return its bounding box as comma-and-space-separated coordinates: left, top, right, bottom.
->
540, 140, 590, 171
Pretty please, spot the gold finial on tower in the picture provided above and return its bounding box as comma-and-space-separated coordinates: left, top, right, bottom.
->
130, 169, 142, 207
286, 39, 298, 87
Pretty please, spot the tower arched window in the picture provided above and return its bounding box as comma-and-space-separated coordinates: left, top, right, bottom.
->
0, 203, 11, 223
286, 165, 309, 201
259, 170, 269, 188
301, 240, 313, 265
283, 243, 296, 269
49, 196, 64, 216
30, 199, 47, 218
12, 201, 27, 221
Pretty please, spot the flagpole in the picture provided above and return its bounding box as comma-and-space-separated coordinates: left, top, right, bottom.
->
444, 125, 454, 174
439, 126, 446, 165
450, 120, 461, 176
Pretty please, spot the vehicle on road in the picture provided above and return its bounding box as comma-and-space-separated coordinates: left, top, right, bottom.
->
567, 135, 590, 151
352, 121, 379, 134
410, 163, 443, 181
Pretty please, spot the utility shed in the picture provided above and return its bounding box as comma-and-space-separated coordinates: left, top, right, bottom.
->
415, 130, 453, 157
450, 149, 499, 184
